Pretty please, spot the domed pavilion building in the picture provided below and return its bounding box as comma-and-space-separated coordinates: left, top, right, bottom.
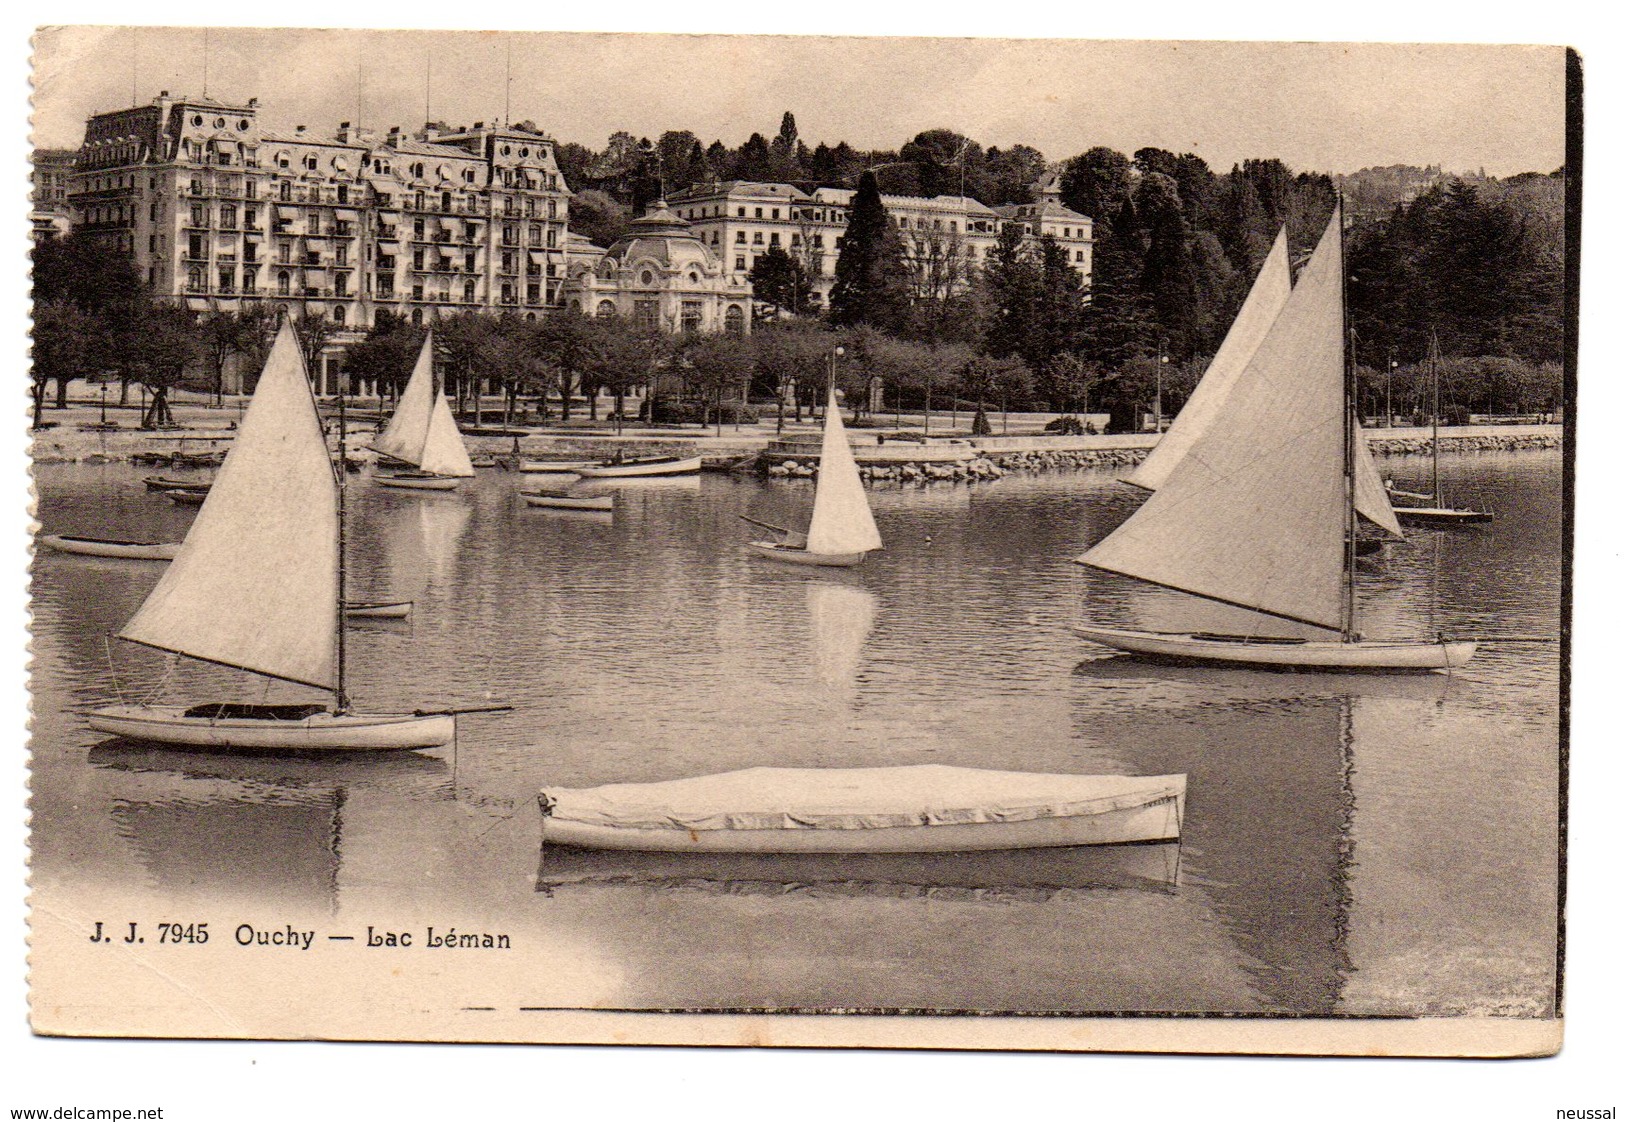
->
563, 199, 752, 336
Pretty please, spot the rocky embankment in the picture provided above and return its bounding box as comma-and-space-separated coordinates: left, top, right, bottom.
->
763, 431, 1558, 485
1368, 432, 1560, 455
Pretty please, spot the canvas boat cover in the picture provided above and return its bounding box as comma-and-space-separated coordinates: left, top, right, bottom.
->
540, 765, 1185, 833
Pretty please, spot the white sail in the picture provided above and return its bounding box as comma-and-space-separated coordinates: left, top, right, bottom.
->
1353, 423, 1404, 537
420, 386, 476, 478
120, 321, 339, 689
1080, 209, 1350, 633
1128, 229, 1292, 492
372, 333, 435, 466
805, 382, 883, 556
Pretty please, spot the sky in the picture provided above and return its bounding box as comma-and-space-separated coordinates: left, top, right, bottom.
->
31, 28, 1568, 179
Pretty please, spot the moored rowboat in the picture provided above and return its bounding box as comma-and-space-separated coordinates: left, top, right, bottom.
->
165, 489, 208, 506
539, 765, 1186, 853
344, 600, 413, 619
1393, 505, 1495, 526
519, 459, 597, 474
523, 492, 614, 511
1073, 624, 1476, 671
574, 455, 703, 479
40, 534, 181, 560
143, 476, 212, 493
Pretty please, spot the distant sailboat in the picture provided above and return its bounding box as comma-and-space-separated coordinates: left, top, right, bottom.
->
372, 331, 475, 491
1074, 204, 1475, 672
82, 321, 458, 751
746, 381, 883, 567
1389, 332, 1494, 527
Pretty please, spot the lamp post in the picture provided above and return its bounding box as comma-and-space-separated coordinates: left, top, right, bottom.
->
827, 345, 844, 420
1387, 351, 1397, 427
99, 382, 108, 427
1155, 340, 1168, 433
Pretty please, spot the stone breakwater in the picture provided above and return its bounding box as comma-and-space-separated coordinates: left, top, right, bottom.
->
1367, 433, 1561, 455
764, 431, 1559, 485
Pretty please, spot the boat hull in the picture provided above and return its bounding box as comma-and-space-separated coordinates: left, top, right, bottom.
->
40, 534, 180, 560
540, 766, 1185, 854
375, 473, 461, 491
519, 460, 596, 474
164, 489, 207, 506
1073, 624, 1477, 671
574, 456, 703, 478
344, 601, 413, 619
83, 704, 454, 751
524, 494, 614, 511
747, 541, 867, 567
143, 476, 210, 493
1394, 507, 1495, 526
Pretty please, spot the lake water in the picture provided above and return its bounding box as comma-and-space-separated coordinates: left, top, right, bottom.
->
28, 448, 1562, 1025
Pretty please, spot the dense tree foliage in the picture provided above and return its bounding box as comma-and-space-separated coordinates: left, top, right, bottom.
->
829, 173, 912, 333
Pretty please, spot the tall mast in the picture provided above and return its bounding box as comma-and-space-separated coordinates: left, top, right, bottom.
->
1430, 329, 1442, 503
335, 362, 350, 713
1339, 196, 1358, 642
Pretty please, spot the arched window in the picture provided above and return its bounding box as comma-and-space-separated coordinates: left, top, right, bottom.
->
596, 300, 616, 319
463, 280, 476, 303
724, 305, 744, 335
276, 271, 291, 296
332, 305, 346, 325
186, 266, 203, 292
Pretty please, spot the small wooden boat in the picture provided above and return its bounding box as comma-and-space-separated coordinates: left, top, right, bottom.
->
746, 382, 882, 568
143, 476, 212, 493
1072, 625, 1476, 672
40, 534, 180, 560
523, 491, 614, 512
344, 600, 413, 619
369, 331, 475, 491
519, 459, 596, 474
574, 454, 703, 479
1076, 206, 1467, 673
470, 455, 499, 469
1393, 505, 1495, 527
82, 321, 460, 753
538, 765, 1186, 853
164, 489, 208, 506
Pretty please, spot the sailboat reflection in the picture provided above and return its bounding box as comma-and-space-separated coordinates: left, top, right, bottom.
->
88, 740, 449, 911
535, 841, 1180, 901
806, 581, 878, 694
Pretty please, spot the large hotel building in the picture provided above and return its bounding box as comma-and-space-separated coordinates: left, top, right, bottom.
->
60, 92, 1092, 379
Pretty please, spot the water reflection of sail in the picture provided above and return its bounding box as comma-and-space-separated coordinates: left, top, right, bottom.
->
379, 494, 472, 593
1070, 683, 1356, 1013
88, 743, 448, 912
537, 843, 1180, 899
806, 582, 877, 693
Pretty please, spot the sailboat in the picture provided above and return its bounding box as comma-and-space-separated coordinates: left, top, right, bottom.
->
1389, 332, 1494, 527
1073, 205, 1476, 672
744, 381, 883, 567
82, 321, 457, 751
371, 331, 475, 491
